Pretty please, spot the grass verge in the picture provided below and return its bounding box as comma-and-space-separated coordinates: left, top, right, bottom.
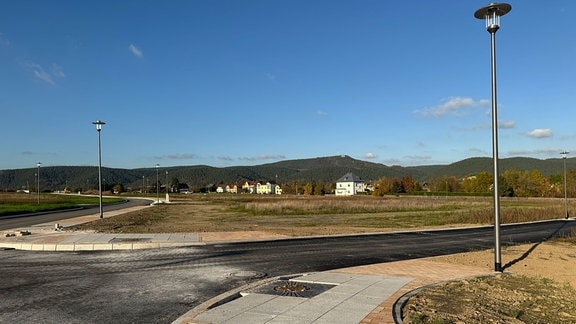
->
0, 193, 124, 216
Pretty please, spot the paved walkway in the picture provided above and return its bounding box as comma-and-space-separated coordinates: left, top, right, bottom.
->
0, 208, 495, 323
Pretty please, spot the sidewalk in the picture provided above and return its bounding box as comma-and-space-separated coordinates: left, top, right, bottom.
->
0, 208, 495, 324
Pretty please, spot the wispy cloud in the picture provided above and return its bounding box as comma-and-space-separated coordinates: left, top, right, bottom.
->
363, 152, 378, 159
316, 110, 328, 116
238, 154, 286, 162
0, 33, 9, 46
382, 158, 402, 165
499, 120, 516, 129
160, 153, 197, 160
415, 97, 489, 117
217, 156, 234, 161
526, 128, 553, 138
51, 64, 66, 78
129, 44, 143, 58
405, 155, 432, 162
507, 148, 559, 156
27, 63, 66, 85
265, 72, 277, 82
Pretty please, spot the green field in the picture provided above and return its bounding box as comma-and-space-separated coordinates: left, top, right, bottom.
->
0, 193, 124, 216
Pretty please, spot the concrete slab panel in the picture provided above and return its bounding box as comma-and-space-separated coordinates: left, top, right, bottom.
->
221, 311, 276, 324
266, 315, 313, 324
249, 295, 307, 315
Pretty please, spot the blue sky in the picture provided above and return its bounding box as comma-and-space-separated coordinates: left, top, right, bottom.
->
1, 1, 575, 170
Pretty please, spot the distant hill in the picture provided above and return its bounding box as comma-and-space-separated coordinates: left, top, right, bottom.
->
0, 155, 572, 192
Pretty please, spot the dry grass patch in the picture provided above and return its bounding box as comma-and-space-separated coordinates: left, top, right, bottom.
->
68, 194, 570, 237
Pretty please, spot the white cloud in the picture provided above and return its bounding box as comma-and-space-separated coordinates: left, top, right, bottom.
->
238, 154, 286, 161
51, 64, 66, 78
405, 155, 432, 162
129, 44, 143, 58
33, 67, 55, 85
415, 97, 488, 117
364, 152, 378, 159
265, 73, 277, 82
507, 148, 560, 157
26, 62, 66, 85
316, 110, 328, 116
382, 158, 402, 165
526, 128, 553, 138
162, 153, 197, 160
499, 120, 516, 129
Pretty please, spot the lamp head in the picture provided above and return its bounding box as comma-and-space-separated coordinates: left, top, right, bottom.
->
92, 120, 106, 131
474, 3, 511, 33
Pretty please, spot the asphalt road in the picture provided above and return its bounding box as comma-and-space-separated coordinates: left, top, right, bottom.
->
0, 219, 574, 323
0, 198, 152, 230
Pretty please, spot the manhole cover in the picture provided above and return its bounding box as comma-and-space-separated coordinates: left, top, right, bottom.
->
250, 280, 335, 298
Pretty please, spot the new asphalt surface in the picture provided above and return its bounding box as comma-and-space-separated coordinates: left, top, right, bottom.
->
0, 204, 496, 324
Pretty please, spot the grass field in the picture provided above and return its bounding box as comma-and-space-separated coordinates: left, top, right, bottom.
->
67, 194, 573, 236
0, 193, 125, 216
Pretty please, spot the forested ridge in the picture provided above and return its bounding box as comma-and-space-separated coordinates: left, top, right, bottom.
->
1, 155, 573, 196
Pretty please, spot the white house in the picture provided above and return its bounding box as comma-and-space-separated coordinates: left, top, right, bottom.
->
256, 181, 281, 194
335, 172, 364, 196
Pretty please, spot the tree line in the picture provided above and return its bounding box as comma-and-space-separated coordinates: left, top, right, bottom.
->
370, 169, 573, 198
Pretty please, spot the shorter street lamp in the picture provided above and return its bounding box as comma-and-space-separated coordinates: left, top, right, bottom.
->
561, 151, 569, 219
156, 164, 160, 204
165, 170, 170, 203
92, 120, 105, 218
36, 162, 41, 204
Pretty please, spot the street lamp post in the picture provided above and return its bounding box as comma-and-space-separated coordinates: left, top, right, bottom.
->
475, 2, 511, 273
561, 151, 569, 219
36, 162, 41, 204
165, 170, 170, 202
92, 120, 106, 218
155, 164, 160, 204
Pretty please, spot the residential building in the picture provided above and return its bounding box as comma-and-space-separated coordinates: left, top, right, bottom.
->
335, 172, 364, 196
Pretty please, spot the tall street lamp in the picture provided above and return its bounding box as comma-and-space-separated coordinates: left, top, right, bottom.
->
92, 120, 106, 218
561, 151, 569, 219
475, 2, 511, 273
156, 163, 160, 204
36, 162, 41, 204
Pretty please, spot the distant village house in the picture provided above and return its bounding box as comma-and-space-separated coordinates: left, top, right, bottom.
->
216, 181, 281, 194
335, 172, 364, 196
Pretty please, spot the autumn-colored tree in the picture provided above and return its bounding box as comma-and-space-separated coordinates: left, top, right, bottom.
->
372, 177, 393, 196
401, 176, 421, 193
427, 176, 461, 192
303, 182, 314, 195
462, 172, 492, 193
314, 180, 325, 195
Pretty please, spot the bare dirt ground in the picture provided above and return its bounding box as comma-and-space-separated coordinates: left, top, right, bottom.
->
403, 241, 576, 323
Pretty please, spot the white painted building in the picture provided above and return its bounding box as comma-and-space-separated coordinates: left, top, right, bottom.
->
335, 172, 364, 196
